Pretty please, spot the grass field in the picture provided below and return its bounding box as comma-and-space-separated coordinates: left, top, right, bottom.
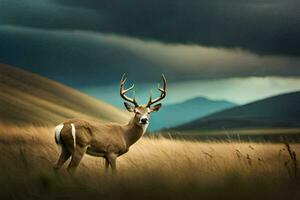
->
0, 124, 300, 200
163, 128, 300, 142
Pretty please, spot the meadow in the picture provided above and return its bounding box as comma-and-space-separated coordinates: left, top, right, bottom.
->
166, 128, 300, 142
0, 124, 299, 200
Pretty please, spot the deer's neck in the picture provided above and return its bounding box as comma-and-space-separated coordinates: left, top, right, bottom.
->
124, 117, 148, 147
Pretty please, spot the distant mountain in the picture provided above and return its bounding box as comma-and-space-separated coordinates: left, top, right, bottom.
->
0, 64, 129, 125
149, 97, 236, 131
173, 92, 300, 131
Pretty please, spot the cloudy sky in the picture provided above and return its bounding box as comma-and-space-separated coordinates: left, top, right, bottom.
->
0, 0, 300, 105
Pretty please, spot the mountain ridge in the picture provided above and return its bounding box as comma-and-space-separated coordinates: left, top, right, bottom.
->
149, 96, 236, 131
172, 91, 300, 131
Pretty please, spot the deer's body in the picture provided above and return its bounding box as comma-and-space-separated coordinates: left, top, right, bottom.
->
54, 117, 147, 171
53, 74, 166, 173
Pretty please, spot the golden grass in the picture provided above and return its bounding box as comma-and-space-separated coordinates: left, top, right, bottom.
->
0, 124, 299, 200
169, 128, 300, 136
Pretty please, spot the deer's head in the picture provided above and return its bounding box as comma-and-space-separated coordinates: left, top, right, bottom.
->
120, 74, 167, 127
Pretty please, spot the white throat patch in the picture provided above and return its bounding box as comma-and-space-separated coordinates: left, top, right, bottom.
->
141, 123, 149, 135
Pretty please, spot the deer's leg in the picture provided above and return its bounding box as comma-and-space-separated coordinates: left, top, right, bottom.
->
54, 146, 71, 171
67, 147, 85, 173
107, 153, 117, 171
104, 157, 110, 172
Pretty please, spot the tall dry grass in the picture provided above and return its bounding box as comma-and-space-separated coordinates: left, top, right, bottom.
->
0, 124, 299, 200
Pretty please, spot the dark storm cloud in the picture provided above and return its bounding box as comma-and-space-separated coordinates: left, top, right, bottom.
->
0, 0, 299, 56
1, 25, 300, 86
0, 26, 164, 86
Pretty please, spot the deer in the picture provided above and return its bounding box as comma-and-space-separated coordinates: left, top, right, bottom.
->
53, 74, 167, 173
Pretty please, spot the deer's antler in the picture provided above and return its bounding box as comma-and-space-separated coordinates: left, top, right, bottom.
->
120, 74, 138, 107
146, 74, 167, 107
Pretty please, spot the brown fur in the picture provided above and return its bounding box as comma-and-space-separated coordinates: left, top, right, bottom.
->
54, 115, 146, 172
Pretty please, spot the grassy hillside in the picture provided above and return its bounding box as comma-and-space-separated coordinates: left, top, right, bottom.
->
0, 124, 299, 200
174, 91, 300, 131
0, 64, 129, 125
150, 97, 236, 131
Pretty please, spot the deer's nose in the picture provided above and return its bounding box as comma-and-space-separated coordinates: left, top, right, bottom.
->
140, 118, 148, 124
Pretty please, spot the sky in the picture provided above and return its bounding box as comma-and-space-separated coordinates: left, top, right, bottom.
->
0, 0, 299, 105
80, 77, 300, 107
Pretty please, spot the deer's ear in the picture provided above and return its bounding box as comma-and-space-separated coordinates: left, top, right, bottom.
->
124, 102, 135, 112
150, 103, 162, 112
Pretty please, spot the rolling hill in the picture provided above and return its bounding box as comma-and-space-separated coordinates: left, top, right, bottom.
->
173, 91, 300, 131
149, 97, 236, 131
0, 64, 130, 125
